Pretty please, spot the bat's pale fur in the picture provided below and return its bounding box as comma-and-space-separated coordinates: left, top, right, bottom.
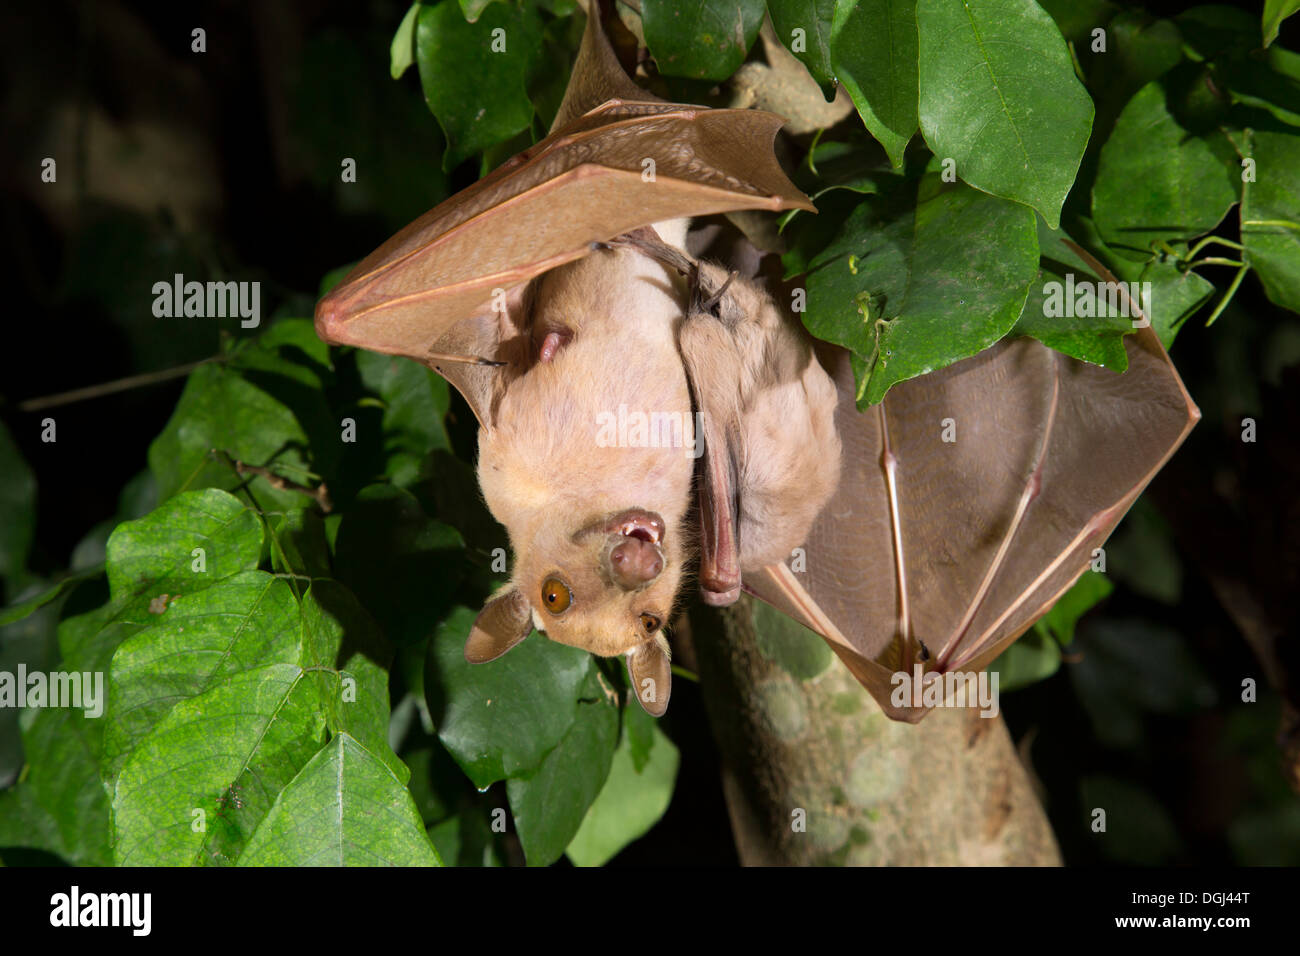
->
680, 261, 842, 572
477, 221, 694, 659
476, 218, 841, 667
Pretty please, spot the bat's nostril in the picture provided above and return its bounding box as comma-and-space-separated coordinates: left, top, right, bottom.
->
609, 538, 662, 589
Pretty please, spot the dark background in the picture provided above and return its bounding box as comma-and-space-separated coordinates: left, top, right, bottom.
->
0, 0, 1297, 865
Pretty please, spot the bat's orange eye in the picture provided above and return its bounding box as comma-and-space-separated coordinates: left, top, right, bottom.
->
640, 613, 660, 633
541, 578, 572, 614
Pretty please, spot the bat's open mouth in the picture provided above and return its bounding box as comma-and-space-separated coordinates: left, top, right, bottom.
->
608, 509, 664, 545
575, 508, 665, 546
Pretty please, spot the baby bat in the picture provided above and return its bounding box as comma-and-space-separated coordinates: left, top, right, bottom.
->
315, 5, 1198, 720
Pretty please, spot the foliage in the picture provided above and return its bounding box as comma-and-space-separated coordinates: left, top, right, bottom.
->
2, 0, 1298, 867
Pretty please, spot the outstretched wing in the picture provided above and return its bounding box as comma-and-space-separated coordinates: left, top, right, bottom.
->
745, 325, 1200, 722
314, 6, 812, 428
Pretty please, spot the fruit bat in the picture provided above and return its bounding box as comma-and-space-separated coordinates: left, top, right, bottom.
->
315, 5, 1199, 720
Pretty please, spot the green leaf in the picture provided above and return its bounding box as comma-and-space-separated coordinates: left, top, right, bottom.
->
506, 669, 619, 865
231, 317, 334, 380
623, 694, 656, 773
391, 2, 420, 79
113, 663, 328, 865
528, 10, 581, 131
752, 598, 832, 678
0, 422, 35, 582
1040, 570, 1113, 645
103, 489, 264, 623
566, 718, 679, 866
60, 489, 265, 757
0, 491, 263, 863
427, 809, 503, 866
792, 137, 894, 204
1087, 12, 1183, 142
426, 606, 595, 790
916, 0, 1093, 228
300, 581, 405, 782
1089, 220, 1217, 347
102, 571, 301, 784
642, 0, 765, 81
333, 485, 465, 646
416, 0, 543, 169
271, 508, 333, 578
1263, 0, 1300, 47
779, 137, 894, 239
1093, 81, 1239, 258
767, 0, 838, 96
1013, 220, 1134, 369
0, 707, 112, 865
1175, 5, 1258, 62
1036, 0, 1118, 45
0, 578, 64, 795
804, 177, 1039, 405
987, 628, 1062, 691
238, 733, 442, 866
1221, 48, 1300, 129
1159, 266, 1221, 345
0, 781, 72, 864
0, 569, 102, 628
1242, 128, 1300, 313
1139, 255, 1217, 348
355, 350, 451, 487
459, 0, 501, 23
831, 0, 918, 168
148, 363, 318, 511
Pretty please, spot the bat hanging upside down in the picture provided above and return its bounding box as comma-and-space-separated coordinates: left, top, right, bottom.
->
315, 5, 1197, 721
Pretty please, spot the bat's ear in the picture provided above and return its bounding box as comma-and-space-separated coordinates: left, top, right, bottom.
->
464, 587, 533, 663
626, 638, 672, 717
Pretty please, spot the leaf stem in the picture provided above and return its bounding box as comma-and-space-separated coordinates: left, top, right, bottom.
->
1184, 235, 1243, 258
1204, 265, 1249, 327
1242, 219, 1300, 231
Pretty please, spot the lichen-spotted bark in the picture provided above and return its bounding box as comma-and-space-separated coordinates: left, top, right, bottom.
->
692, 597, 1061, 865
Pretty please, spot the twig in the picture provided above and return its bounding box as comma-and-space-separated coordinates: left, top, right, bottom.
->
17, 358, 218, 413
210, 449, 333, 513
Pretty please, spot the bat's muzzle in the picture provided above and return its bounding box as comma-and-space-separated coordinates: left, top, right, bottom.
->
596, 508, 666, 590
608, 534, 664, 590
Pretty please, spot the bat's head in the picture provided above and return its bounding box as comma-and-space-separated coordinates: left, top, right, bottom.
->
463, 506, 683, 716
